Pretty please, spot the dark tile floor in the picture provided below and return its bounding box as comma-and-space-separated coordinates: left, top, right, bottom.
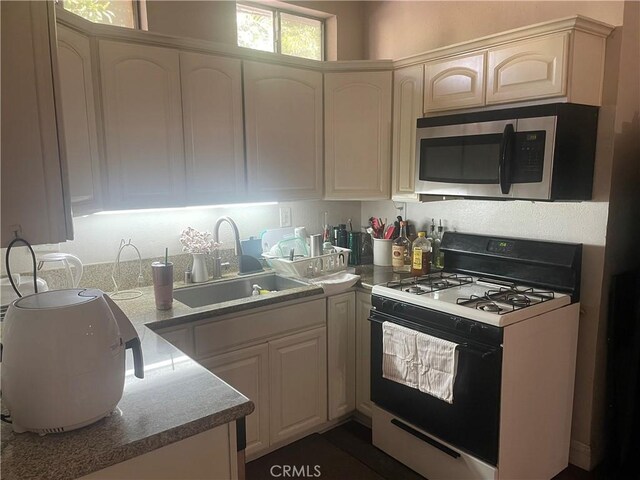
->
246, 421, 599, 480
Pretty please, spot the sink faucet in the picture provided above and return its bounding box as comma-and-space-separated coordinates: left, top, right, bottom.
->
212, 216, 243, 279
212, 216, 263, 278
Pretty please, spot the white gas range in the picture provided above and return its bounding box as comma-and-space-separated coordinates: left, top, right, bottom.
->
369, 232, 582, 480
371, 272, 571, 327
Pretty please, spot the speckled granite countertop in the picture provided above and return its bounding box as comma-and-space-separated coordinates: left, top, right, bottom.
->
0, 267, 396, 480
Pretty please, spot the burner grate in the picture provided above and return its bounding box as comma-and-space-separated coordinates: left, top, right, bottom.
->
386, 272, 473, 294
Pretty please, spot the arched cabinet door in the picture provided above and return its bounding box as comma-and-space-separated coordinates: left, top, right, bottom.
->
180, 52, 245, 205
243, 61, 323, 202
424, 52, 485, 113
99, 40, 185, 209
486, 32, 568, 104
57, 26, 103, 216
325, 71, 392, 200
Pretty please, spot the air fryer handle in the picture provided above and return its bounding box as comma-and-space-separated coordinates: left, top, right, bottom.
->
499, 123, 515, 194
125, 337, 144, 379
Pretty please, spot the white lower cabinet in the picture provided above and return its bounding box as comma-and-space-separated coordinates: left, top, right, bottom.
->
327, 292, 356, 420
200, 344, 270, 458
269, 327, 327, 445
79, 423, 238, 480
355, 291, 373, 417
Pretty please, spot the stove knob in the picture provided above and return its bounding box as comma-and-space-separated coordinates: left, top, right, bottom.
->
392, 303, 405, 314
380, 299, 390, 311
468, 324, 478, 334
453, 318, 464, 330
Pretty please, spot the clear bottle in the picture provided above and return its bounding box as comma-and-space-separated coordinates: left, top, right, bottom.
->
433, 220, 445, 269
411, 232, 432, 276
392, 221, 412, 273
426, 218, 436, 249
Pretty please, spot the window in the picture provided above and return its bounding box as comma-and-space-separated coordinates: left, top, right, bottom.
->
59, 0, 141, 29
236, 3, 324, 61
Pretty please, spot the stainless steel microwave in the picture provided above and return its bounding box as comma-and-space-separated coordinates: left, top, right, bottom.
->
415, 103, 599, 200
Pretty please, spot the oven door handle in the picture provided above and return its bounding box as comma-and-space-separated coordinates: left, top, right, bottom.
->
457, 343, 500, 359
370, 315, 501, 360
499, 123, 515, 194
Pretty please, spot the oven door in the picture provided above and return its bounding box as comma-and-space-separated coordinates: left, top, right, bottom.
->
415, 116, 556, 199
370, 311, 502, 466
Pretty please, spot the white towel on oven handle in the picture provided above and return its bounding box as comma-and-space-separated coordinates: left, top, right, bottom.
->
416, 332, 459, 404
382, 322, 418, 389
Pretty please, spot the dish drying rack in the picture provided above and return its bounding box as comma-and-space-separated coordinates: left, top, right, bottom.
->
263, 247, 351, 278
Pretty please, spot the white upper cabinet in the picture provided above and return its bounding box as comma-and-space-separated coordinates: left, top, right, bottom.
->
99, 41, 185, 209
57, 26, 103, 216
243, 61, 323, 202
424, 52, 485, 113
486, 32, 568, 105
1, 1, 73, 246
324, 71, 392, 200
180, 52, 245, 205
392, 65, 423, 201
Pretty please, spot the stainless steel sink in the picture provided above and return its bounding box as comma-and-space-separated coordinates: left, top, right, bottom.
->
173, 273, 309, 308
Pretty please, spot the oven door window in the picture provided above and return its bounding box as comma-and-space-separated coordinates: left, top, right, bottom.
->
419, 134, 502, 184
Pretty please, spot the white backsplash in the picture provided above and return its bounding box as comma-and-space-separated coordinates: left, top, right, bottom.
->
2, 200, 362, 275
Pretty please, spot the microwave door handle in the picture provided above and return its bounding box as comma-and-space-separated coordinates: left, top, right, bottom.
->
499, 123, 515, 194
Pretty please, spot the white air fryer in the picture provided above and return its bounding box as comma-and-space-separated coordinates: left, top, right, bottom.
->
1, 289, 144, 434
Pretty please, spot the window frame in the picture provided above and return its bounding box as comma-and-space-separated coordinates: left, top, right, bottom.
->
237, 1, 325, 61
56, 0, 145, 30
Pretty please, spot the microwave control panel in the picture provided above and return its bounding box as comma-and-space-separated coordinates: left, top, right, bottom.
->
512, 130, 545, 183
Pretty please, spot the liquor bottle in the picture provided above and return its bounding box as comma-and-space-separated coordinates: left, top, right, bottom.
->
392, 221, 411, 273
411, 232, 432, 276
426, 218, 436, 251
434, 220, 445, 269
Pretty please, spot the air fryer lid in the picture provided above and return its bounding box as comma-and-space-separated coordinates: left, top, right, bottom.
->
13, 288, 101, 309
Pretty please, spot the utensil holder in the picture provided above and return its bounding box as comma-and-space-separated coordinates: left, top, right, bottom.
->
373, 239, 392, 266
152, 262, 173, 310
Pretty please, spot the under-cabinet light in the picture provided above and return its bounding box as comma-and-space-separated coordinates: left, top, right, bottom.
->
94, 202, 278, 215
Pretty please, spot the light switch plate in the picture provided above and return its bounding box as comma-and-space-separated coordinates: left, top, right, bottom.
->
279, 207, 292, 227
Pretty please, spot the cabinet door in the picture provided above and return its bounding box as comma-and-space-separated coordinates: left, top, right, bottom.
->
486, 33, 568, 105
392, 65, 422, 201
1, 1, 72, 246
424, 52, 485, 112
157, 326, 195, 358
180, 52, 245, 205
269, 327, 327, 444
57, 26, 103, 216
100, 41, 185, 209
201, 344, 270, 458
355, 291, 373, 417
325, 71, 392, 200
244, 61, 323, 201
327, 293, 356, 420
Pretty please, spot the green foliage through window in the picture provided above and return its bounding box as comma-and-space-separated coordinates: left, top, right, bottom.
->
236, 3, 323, 61
62, 0, 136, 29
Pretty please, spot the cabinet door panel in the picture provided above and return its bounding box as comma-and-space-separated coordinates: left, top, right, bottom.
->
180, 52, 245, 204
486, 33, 568, 104
1, 1, 72, 245
325, 71, 392, 200
327, 293, 356, 420
424, 52, 485, 112
100, 41, 185, 209
57, 27, 103, 216
356, 291, 372, 417
201, 344, 269, 458
269, 327, 327, 444
392, 65, 422, 201
244, 62, 323, 201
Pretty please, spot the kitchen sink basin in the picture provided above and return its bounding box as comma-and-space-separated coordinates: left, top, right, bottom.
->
173, 273, 309, 308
